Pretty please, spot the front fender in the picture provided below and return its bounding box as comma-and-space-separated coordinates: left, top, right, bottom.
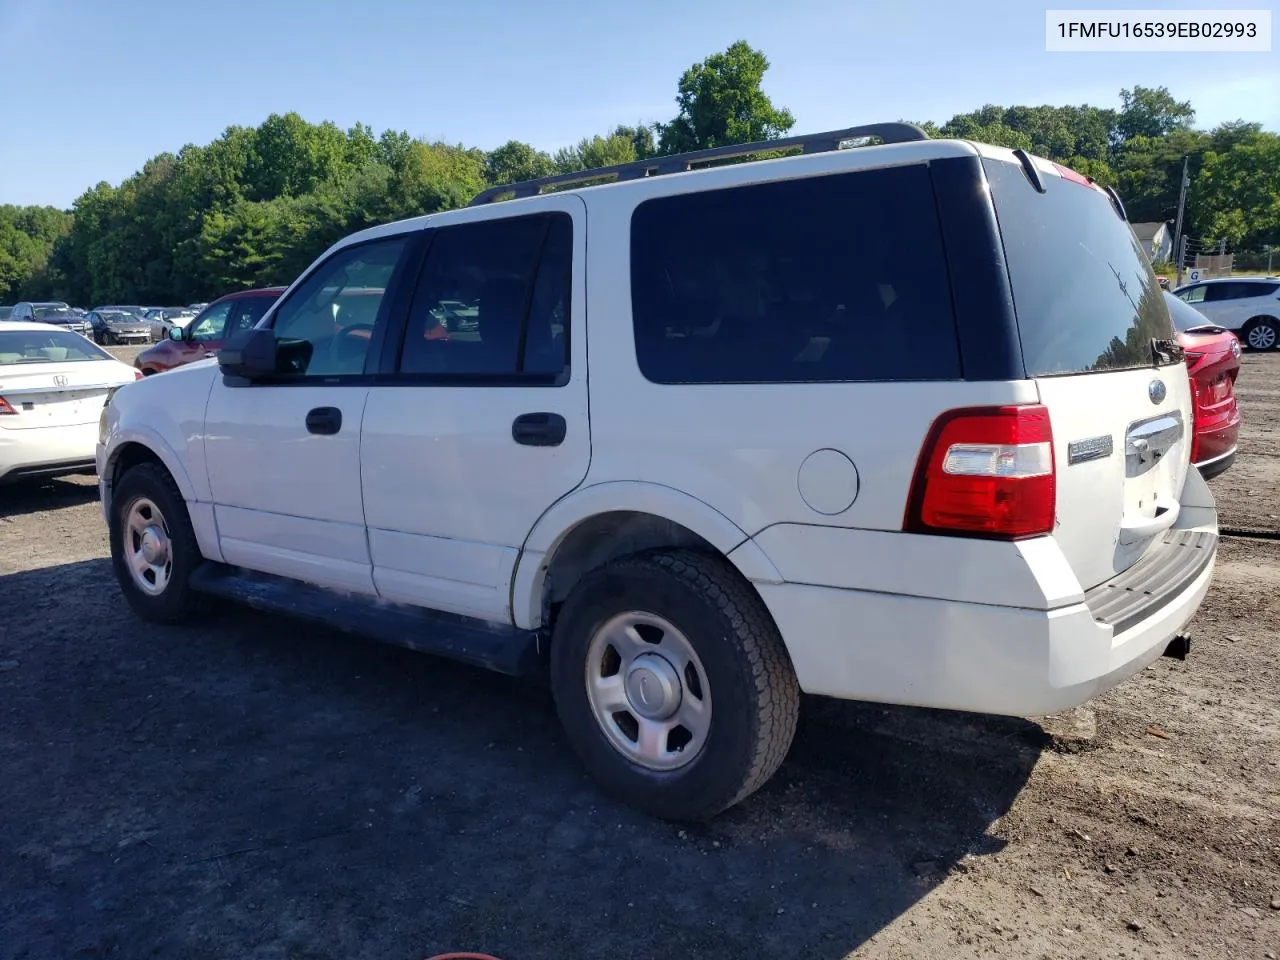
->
510, 481, 784, 629
99, 363, 217, 508
101, 424, 199, 505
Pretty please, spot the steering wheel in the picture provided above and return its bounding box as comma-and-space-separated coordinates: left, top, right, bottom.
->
326, 323, 375, 372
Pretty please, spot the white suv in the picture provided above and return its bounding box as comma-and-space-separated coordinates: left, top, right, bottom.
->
1173, 277, 1280, 350
97, 124, 1218, 820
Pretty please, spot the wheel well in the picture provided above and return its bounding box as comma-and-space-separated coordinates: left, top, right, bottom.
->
541, 511, 722, 616
1243, 315, 1279, 327
111, 442, 162, 485
105, 444, 167, 514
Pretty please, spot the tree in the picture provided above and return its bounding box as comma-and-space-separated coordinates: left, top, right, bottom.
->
1192, 132, 1280, 249
1114, 86, 1195, 145
939, 116, 1033, 151
656, 41, 795, 154
613, 124, 657, 160
552, 132, 638, 174
484, 140, 556, 185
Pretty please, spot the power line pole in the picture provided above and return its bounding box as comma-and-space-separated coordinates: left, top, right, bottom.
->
1172, 156, 1190, 287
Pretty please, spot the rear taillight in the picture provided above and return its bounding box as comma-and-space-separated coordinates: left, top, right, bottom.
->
905, 405, 1056, 539
0, 396, 15, 415
1188, 378, 1203, 463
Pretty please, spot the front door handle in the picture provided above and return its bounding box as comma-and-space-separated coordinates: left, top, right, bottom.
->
306, 406, 342, 436
512, 412, 566, 447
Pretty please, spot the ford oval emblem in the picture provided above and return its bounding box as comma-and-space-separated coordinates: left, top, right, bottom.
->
1148, 379, 1167, 405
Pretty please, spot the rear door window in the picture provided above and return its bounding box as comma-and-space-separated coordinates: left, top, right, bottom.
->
629, 165, 960, 384
983, 159, 1175, 377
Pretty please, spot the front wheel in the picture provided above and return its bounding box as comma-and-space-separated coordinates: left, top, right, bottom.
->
550, 550, 799, 821
109, 462, 209, 623
1243, 318, 1279, 351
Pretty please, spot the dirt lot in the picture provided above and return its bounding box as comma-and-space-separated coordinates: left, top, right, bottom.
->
1, 350, 1277, 960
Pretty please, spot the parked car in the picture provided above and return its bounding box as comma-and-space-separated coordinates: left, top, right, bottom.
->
143, 307, 196, 342
87, 310, 153, 346
90, 304, 148, 320
1165, 291, 1241, 480
132, 288, 283, 375
98, 125, 1217, 821
9, 301, 69, 322
0, 322, 140, 483
26, 306, 94, 338
1172, 277, 1280, 351
187, 302, 209, 313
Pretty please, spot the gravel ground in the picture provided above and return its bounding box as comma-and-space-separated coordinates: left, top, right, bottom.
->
1, 350, 1277, 960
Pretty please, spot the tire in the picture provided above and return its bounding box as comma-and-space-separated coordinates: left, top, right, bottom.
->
109, 462, 210, 624
1242, 318, 1279, 351
550, 549, 799, 821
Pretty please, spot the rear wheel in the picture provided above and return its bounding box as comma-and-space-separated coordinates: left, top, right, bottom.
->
550, 549, 799, 821
109, 463, 209, 623
1243, 318, 1279, 351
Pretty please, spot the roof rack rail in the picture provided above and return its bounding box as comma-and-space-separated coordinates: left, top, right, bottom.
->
469, 121, 931, 206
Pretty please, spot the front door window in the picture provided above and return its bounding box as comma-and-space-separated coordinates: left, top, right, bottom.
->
188, 301, 233, 342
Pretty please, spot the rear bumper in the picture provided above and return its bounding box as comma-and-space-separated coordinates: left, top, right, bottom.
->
1196, 445, 1237, 480
744, 477, 1218, 718
757, 554, 1214, 716
0, 422, 100, 483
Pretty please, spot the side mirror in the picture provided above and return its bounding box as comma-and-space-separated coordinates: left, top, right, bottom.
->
168, 325, 185, 342
218, 327, 277, 381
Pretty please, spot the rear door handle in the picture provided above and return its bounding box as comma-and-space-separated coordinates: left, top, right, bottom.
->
512, 412, 566, 447
305, 406, 342, 436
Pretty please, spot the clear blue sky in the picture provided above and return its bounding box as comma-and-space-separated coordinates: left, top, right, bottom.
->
1, 0, 1276, 208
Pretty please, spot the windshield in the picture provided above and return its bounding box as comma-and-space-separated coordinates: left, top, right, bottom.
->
32, 305, 71, 318
101, 312, 136, 323
984, 159, 1176, 377
0, 329, 113, 364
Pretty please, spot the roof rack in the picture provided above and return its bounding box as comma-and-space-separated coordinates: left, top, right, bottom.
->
469, 121, 931, 206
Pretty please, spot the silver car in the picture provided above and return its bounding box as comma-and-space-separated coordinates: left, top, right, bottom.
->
87, 310, 152, 345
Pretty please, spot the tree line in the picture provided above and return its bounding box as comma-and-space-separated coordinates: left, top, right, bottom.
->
2, 40, 1277, 305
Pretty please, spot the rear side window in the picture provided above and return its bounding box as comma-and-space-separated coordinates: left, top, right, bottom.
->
1216, 281, 1279, 300
984, 159, 1175, 377
398, 212, 571, 380
629, 166, 961, 384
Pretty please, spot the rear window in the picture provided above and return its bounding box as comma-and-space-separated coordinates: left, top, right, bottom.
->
630, 165, 961, 384
1164, 291, 1219, 333
983, 159, 1175, 377
0, 329, 112, 364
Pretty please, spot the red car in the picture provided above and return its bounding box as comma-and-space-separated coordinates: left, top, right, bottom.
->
1165, 291, 1241, 479
134, 288, 285, 376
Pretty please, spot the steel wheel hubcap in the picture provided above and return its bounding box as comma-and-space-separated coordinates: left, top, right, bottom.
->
585, 611, 712, 771
1248, 325, 1276, 349
124, 498, 172, 596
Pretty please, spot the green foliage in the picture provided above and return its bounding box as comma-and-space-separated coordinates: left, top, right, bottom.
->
1193, 131, 1280, 249
1114, 86, 1196, 143
0, 47, 1274, 307
485, 141, 556, 186
655, 41, 795, 154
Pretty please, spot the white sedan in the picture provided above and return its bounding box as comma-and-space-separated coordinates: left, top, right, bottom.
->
0, 322, 141, 484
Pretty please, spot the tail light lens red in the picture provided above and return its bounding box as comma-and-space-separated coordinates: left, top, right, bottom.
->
0, 396, 16, 416
1187, 378, 1203, 463
905, 405, 1056, 539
